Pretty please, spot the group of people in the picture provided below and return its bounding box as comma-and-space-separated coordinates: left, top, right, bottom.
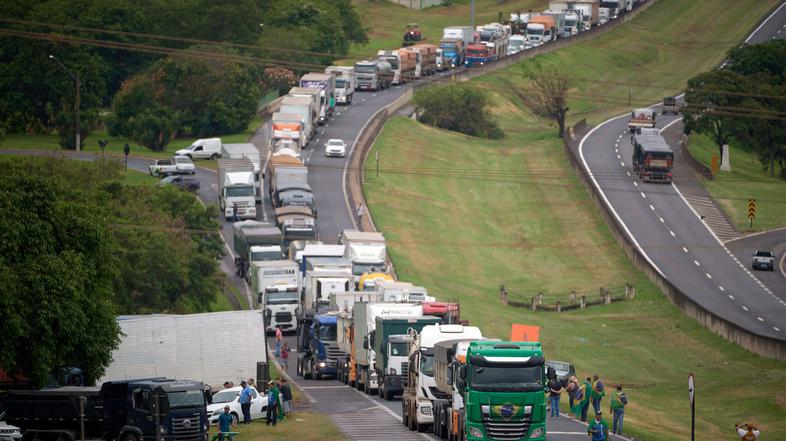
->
213, 377, 293, 440
274, 326, 291, 370
265, 377, 293, 426
546, 370, 628, 440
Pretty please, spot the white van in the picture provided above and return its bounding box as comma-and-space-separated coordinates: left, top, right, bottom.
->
176, 137, 222, 160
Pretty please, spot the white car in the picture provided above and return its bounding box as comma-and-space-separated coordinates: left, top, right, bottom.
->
0, 412, 22, 441
149, 156, 195, 177
207, 386, 267, 426
324, 139, 347, 157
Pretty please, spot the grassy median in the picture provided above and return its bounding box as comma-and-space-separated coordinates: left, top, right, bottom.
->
363, 1, 786, 439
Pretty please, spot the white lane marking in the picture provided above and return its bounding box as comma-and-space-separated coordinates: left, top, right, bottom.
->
757, 317, 765, 322
640, 192, 646, 198
617, 154, 621, 159
649, 204, 655, 210
742, 306, 749, 311
660, 217, 665, 223
620, 161, 625, 166
694, 260, 700, 266
706, 273, 712, 279
626, 171, 631, 176
719, 286, 725, 291
775, 327, 781, 332
633, 181, 638, 187
682, 246, 688, 253
669, 230, 675, 237
300, 386, 350, 390
729, 294, 735, 300
745, 2, 786, 43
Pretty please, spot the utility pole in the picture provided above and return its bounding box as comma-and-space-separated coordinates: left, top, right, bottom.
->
49, 55, 81, 152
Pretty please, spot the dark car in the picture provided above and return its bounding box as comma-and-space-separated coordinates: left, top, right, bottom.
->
546, 360, 576, 384
158, 175, 200, 192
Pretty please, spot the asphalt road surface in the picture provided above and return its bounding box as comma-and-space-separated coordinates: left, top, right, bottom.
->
577, 2, 786, 341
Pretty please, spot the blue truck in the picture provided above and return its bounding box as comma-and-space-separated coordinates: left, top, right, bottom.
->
5, 378, 208, 441
298, 312, 345, 381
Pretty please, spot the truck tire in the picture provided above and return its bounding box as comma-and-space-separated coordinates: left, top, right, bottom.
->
384, 388, 393, 401
121, 432, 140, 441
210, 153, 219, 160
402, 401, 409, 427
433, 405, 442, 437
313, 365, 322, 381
417, 422, 428, 433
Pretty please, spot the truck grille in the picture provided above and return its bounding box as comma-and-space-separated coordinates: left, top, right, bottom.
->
429, 386, 450, 400
172, 413, 202, 437
400, 362, 409, 375
326, 344, 346, 367
482, 417, 532, 441
275, 312, 292, 323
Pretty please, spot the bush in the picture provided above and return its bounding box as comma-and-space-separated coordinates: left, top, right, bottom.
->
413, 84, 503, 139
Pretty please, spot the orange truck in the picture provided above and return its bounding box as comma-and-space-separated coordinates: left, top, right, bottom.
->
271, 112, 304, 151
408, 43, 439, 77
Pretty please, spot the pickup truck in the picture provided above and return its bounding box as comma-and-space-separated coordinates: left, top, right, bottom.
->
752, 250, 776, 271
149, 156, 196, 177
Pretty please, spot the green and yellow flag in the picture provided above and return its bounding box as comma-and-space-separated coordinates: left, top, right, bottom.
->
571, 380, 591, 417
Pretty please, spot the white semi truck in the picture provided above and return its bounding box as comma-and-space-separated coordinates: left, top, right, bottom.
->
221, 143, 262, 203
302, 257, 353, 313
325, 66, 356, 105
217, 158, 257, 220
402, 324, 483, 433
339, 229, 389, 285
250, 260, 300, 332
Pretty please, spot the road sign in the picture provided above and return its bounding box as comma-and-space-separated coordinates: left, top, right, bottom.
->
710, 155, 719, 175
748, 199, 756, 228
688, 373, 696, 441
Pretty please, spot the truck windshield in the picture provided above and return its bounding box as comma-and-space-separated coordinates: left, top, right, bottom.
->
420, 353, 435, 377
335, 79, 346, 88
600, 1, 620, 8
381, 56, 399, 69
390, 342, 409, 356
355, 65, 376, 73
471, 365, 543, 391
466, 48, 487, 57
565, 19, 577, 26
266, 291, 298, 304
352, 262, 386, 276
226, 186, 254, 197
318, 325, 337, 340
526, 28, 544, 36
251, 251, 282, 261
167, 389, 205, 408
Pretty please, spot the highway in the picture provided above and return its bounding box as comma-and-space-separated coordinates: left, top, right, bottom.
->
577, 3, 786, 342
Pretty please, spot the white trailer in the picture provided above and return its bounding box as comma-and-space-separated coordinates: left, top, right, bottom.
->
339, 230, 388, 284
250, 260, 299, 332
325, 66, 356, 105
101, 311, 268, 387
222, 143, 262, 203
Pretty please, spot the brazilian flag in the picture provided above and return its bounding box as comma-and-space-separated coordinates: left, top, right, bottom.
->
571, 380, 591, 417
490, 403, 527, 421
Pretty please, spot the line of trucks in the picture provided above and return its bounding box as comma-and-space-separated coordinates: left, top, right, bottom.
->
237, 224, 552, 441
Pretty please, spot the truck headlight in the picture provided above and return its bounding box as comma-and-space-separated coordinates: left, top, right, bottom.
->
390, 368, 396, 375
160, 425, 168, 434
468, 426, 483, 438
529, 427, 545, 438
318, 362, 326, 368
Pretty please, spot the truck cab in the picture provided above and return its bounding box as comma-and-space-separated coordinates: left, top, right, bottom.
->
632, 132, 674, 183
456, 341, 547, 441
299, 313, 344, 380
375, 317, 442, 401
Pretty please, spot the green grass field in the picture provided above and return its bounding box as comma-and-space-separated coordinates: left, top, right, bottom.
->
686, 134, 786, 232
348, 0, 545, 60
363, 1, 786, 439
1, 115, 261, 159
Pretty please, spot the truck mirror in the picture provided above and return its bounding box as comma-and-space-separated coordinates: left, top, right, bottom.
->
447, 368, 453, 385
458, 365, 466, 381
363, 336, 368, 349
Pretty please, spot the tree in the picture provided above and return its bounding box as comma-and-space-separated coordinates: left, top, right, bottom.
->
0, 159, 121, 387
682, 69, 747, 159
413, 84, 503, 139
524, 64, 572, 138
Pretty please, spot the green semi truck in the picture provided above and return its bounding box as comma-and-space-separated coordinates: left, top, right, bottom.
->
437, 340, 547, 441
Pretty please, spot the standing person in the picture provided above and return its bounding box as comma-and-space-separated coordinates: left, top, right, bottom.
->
356, 203, 364, 224
266, 381, 279, 426
280, 378, 293, 417
587, 411, 610, 441
280, 341, 290, 371
548, 375, 564, 418
571, 376, 592, 422
275, 326, 283, 357
610, 385, 628, 435
275, 379, 285, 422
591, 374, 605, 414
238, 380, 253, 425
566, 376, 579, 411
217, 405, 236, 441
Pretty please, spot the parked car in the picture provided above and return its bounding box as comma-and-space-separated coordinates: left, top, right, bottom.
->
324, 139, 347, 157
0, 411, 22, 441
545, 359, 576, 384
175, 137, 222, 159
149, 156, 195, 177
158, 175, 200, 192
752, 250, 776, 271
206, 386, 267, 426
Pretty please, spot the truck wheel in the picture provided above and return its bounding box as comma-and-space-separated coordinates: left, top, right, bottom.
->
408, 406, 417, 430
297, 359, 302, 377
402, 402, 409, 427
313, 367, 322, 381
210, 153, 218, 160
121, 433, 140, 441
384, 388, 393, 401
417, 422, 428, 433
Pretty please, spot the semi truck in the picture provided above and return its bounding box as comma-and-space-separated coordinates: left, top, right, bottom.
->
297, 311, 345, 380
628, 108, 656, 133
280, 95, 316, 144
287, 86, 321, 137
632, 131, 674, 183
299, 72, 336, 124
358, 272, 395, 292
434, 340, 547, 441
477, 23, 510, 60
275, 205, 317, 246
299, 243, 345, 277
333, 292, 382, 385
352, 302, 423, 394
271, 112, 306, 151
302, 257, 353, 313
541, 12, 566, 38
101, 310, 269, 386
218, 158, 257, 220
354, 59, 393, 91
378, 49, 417, 85
443, 26, 475, 46
409, 44, 439, 77
339, 229, 388, 285
402, 325, 483, 432
222, 143, 262, 203
600, 0, 628, 19
572, 1, 600, 29
267, 152, 315, 210
233, 220, 284, 280
325, 66, 356, 105
438, 39, 464, 69
376, 280, 432, 303
5, 379, 208, 441
250, 260, 299, 332
376, 317, 443, 401
527, 15, 557, 45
